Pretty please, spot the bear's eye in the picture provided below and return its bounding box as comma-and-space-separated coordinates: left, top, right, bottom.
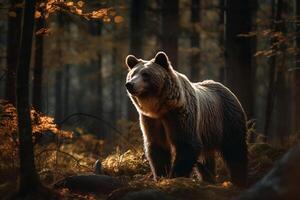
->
141, 72, 150, 80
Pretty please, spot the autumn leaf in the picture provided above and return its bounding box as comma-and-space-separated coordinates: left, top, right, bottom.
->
75, 8, 82, 15
114, 16, 124, 23
77, 1, 84, 7
222, 181, 232, 188
66, 2, 74, 6
35, 11, 41, 19
103, 16, 111, 23
36, 28, 51, 35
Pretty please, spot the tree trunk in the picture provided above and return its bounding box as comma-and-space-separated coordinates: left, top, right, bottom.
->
111, 47, 117, 126
294, 0, 300, 134
161, 0, 179, 68
218, 0, 225, 82
55, 70, 63, 123
190, 0, 201, 82
264, 0, 277, 139
64, 65, 70, 117
55, 13, 64, 123
264, 0, 290, 142
5, 0, 22, 105
89, 20, 103, 136
32, 13, 45, 111
224, 0, 254, 118
275, 1, 290, 144
127, 0, 146, 121
16, 0, 42, 195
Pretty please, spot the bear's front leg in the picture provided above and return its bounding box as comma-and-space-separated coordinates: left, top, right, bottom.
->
146, 143, 171, 179
140, 115, 172, 180
171, 143, 198, 177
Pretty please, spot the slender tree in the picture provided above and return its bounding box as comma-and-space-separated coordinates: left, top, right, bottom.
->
224, 0, 254, 118
16, 0, 42, 195
89, 20, 103, 135
161, 0, 179, 68
274, 0, 290, 143
55, 13, 64, 123
264, 0, 289, 141
218, 0, 225, 82
32, 10, 45, 111
5, 0, 22, 105
294, 0, 300, 134
190, 0, 201, 82
127, 0, 146, 121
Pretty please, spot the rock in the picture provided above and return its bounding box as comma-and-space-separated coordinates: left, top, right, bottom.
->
53, 174, 124, 194
234, 145, 300, 200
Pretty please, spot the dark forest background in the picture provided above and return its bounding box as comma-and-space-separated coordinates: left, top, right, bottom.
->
0, 0, 300, 199
0, 0, 299, 143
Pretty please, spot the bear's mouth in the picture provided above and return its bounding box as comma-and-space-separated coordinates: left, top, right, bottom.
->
126, 87, 142, 96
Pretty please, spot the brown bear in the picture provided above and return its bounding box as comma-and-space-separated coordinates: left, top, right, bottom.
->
125, 51, 248, 186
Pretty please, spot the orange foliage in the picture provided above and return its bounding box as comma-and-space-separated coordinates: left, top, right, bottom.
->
0, 100, 73, 170
39, 0, 113, 21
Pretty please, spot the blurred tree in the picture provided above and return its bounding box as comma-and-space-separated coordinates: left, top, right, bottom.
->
5, 0, 22, 105
89, 20, 103, 134
218, 0, 225, 82
161, 0, 179, 68
16, 0, 43, 195
264, 0, 290, 141
127, 0, 146, 121
224, 0, 254, 118
190, 0, 201, 82
294, 0, 300, 134
274, 0, 290, 143
55, 13, 64, 123
32, 8, 45, 111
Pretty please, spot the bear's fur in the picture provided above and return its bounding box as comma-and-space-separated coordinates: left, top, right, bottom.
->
125, 51, 248, 186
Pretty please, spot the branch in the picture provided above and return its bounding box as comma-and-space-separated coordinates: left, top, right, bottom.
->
58, 112, 139, 152
36, 148, 93, 172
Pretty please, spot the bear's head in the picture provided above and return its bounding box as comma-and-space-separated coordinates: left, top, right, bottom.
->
125, 51, 182, 118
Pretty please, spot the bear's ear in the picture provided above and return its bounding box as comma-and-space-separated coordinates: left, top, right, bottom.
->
154, 51, 170, 70
125, 55, 139, 70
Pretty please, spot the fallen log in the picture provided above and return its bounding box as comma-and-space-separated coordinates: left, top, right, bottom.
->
53, 174, 124, 194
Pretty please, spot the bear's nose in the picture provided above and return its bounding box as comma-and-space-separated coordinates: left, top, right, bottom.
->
125, 82, 134, 93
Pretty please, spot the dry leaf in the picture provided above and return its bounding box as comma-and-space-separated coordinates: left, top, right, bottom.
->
35, 11, 41, 19
77, 1, 84, 7
114, 16, 124, 23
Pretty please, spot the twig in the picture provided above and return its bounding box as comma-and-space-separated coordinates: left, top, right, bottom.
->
58, 112, 139, 152
36, 148, 94, 172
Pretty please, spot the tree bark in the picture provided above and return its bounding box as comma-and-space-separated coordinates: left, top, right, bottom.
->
5, 0, 22, 105
127, 0, 146, 121
16, 0, 42, 194
224, 0, 254, 118
190, 0, 201, 82
161, 0, 179, 68
32, 12, 45, 112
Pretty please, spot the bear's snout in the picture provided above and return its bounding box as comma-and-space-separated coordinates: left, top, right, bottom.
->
125, 82, 135, 94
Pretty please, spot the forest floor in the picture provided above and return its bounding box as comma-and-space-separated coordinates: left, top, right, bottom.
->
0, 99, 298, 200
